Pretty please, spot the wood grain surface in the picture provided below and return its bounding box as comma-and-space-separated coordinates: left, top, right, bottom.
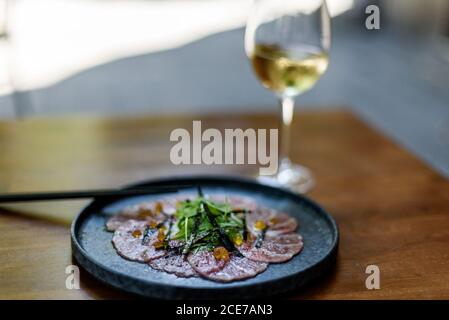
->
1, 110, 448, 299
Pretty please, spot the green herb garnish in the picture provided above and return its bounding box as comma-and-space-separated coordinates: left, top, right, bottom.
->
174, 195, 245, 254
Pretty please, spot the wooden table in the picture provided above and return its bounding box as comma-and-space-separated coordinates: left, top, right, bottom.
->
1, 110, 449, 299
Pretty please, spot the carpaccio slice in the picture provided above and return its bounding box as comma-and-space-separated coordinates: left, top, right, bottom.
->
247, 208, 298, 237
106, 201, 168, 231
209, 195, 258, 212
149, 254, 197, 278
238, 233, 303, 263
187, 250, 227, 275
112, 220, 166, 262
202, 254, 268, 282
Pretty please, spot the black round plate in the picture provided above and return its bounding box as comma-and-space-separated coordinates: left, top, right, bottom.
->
71, 176, 339, 299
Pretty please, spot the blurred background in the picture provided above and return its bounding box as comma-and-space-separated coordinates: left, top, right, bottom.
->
0, 0, 448, 178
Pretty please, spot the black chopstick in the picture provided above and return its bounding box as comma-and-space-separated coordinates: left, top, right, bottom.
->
0, 185, 187, 203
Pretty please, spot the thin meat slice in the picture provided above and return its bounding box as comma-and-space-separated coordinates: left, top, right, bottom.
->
203, 254, 268, 282
112, 220, 166, 262
187, 250, 267, 282
106, 201, 167, 231
247, 208, 298, 237
107, 193, 196, 231
209, 195, 258, 212
187, 250, 227, 275
149, 254, 198, 278
146, 235, 189, 274
238, 233, 303, 263
271, 233, 303, 245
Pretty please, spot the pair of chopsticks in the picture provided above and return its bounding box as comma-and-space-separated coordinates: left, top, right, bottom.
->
0, 185, 190, 203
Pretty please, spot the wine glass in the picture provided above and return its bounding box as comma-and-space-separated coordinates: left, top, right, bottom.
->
245, 0, 331, 192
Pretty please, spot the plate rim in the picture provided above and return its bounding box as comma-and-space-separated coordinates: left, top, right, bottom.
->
71, 175, 339, 298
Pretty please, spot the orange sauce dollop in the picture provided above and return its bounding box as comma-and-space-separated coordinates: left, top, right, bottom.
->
132, 229, 142, 238
254, 220, 266, 231
213, 247, 230, 262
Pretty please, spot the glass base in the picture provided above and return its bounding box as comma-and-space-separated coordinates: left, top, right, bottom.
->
257, 161, 315, 193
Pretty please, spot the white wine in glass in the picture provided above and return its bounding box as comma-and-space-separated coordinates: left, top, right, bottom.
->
245, 0, 331, 192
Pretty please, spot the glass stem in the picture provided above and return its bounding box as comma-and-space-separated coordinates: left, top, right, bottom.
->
278, 96, 295, 171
